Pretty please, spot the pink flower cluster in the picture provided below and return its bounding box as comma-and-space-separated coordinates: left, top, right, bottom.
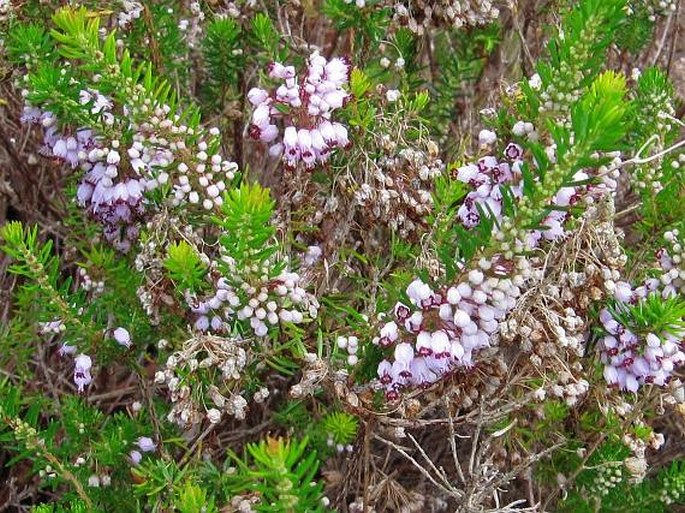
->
456, 143, 524, 228
599, 281, 685, 392
24, 85, 239, 251
248, 51, 351, 169
22, 103, 150, 252
76, 142, 148, 252
21, 108, 96, 168
455, 143, 584, 248
374, 267, 523, 400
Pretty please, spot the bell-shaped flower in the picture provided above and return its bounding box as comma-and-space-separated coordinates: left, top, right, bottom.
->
113, 327, 132, 348
415, 331, 432, 356
73, 354, 93, 392
430, 331, 451, 358
410, 358, 437, 387
377, 360, 393, 385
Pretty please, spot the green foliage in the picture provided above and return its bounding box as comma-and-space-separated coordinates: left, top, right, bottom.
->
609, 293, 685, 338
202, 17, 244, 110
632, 68, 677, 146
273, 400, 314, 432
120, 0, 190, 89
0, 220, 157, 365
508, 71, 629, 243
3, 1, 685, 512
349, 68, 372, 98
50, 7, 102, 61
322, 411, 359, 445
627, 67, 683, 233
392, 28, 420, 75
559, 445, 685, 512
0, 378, 160, 512
0, 221, 81, 332
214, 181, 282, 274
496, 398, 570, 452
133, 459, 187, 506
6, 22, 54, 65
0, 316, 37, 377
571, 71, 629, 152
429, 171, 469, 277
428, 23, 501, 141
557, 441, 632, 513
13, 6, 209, 145
225, 437, 328, 512
658, 459, 685, 506
31, 500, 91, 513
1, 221, 59, 286
251, 12, 281, 59
164, 241, 208, 292
176, 481, 218, 513
345, 68, 377, 131
322, 0, 391, 52
522, 0, 627, 119
616, 3, 656, 53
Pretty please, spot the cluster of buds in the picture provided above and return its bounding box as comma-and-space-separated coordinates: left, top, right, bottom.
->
76, 142, 148, 252
190, 259, 319, 338
587, 461, 624, 497
336, 335, 360, 366
643, 0, 677, 20
373, 262, 525, 400
87, 474, 113, 488
128, 103, 237, 211
392, 0, 499, 34
154, 334, 249, 428
455, 142, 585, 249
658, 229, 685, 298
549, 376, 590, 407
598, 281, 685, 392
129, 435, 157, 465
511, 120, 539, 141
178, 1, 205, 50
21, 108, 97, 168
78, 267, 105, 294
71, 89, 153, 251
22, 103, 145, 251
230, 496, 261, 512
353, 141, 443, 238
248, 51, 352, 169
631, 68, 678, 193
116, 0, 143, 28
633, 158, 666, 194
661, 462, 685, 505
538, 69, 584, 120
456, 143, 525, 228
39, 319, 65, 335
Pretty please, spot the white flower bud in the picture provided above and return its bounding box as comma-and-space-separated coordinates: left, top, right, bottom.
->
207, 408, 222, 424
